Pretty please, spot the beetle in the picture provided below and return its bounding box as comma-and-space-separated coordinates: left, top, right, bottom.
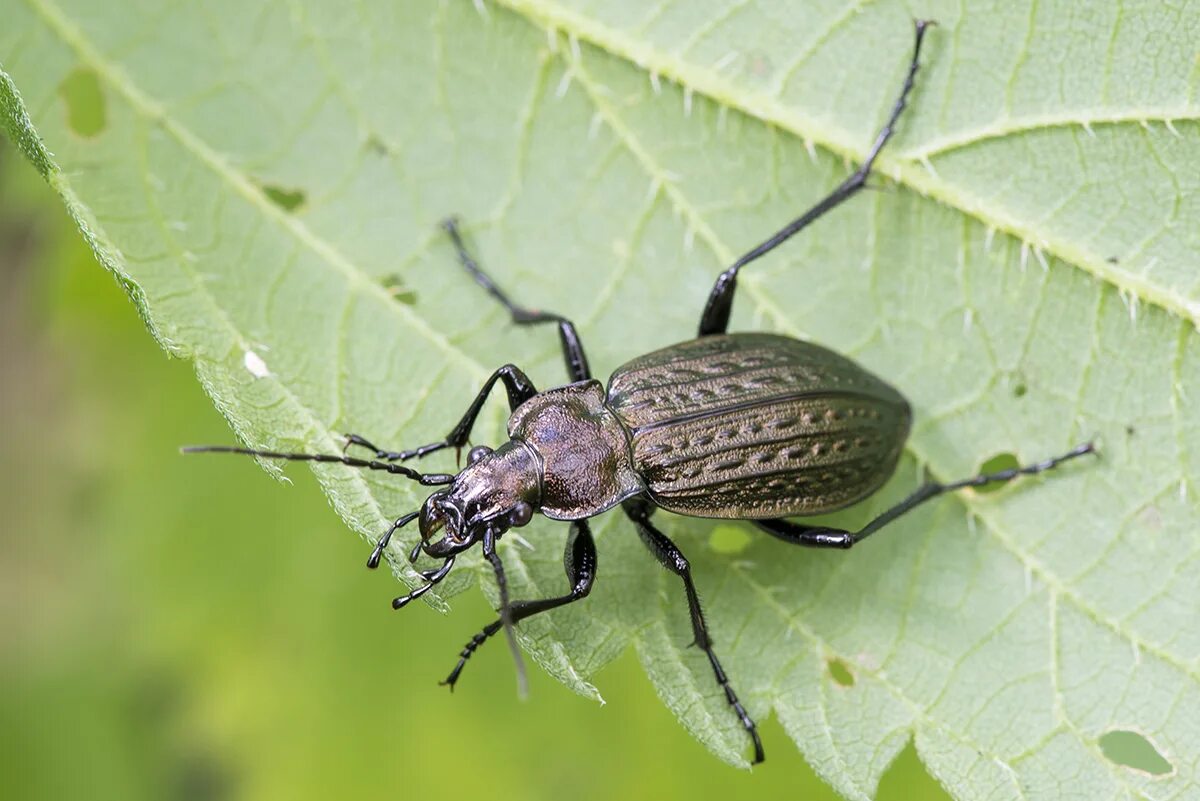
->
186, 21, 1094, 764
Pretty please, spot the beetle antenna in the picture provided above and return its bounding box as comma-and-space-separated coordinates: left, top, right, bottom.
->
482, 527, 528, 698
181, 445, 455, 486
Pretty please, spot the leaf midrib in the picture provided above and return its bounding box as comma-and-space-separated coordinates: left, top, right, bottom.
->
493, 0, 1200, 329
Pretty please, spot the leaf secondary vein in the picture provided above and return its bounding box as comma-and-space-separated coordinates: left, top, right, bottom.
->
492, 0, 1200, 329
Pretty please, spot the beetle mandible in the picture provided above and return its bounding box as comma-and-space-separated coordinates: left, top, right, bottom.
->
187, 21, 1094, 764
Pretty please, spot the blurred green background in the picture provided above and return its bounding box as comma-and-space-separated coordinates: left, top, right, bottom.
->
0, 143, 951, 800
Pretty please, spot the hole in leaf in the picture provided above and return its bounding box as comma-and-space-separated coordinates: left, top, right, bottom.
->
708, 524, 750, 554
260, 183, 306, 212
58, 68, 107, 137
975, 452, 1020, 494
380, 274, 417, 306
826, 657, 855, 687
1099, 730, 1173, 776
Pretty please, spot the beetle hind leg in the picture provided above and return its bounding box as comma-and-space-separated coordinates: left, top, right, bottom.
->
756, 442, 1096, 548
622, 498, 765, 765
442, 218, 591, 382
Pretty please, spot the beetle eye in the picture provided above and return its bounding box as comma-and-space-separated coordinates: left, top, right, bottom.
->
467, 445, 493, 465
509, 502, 533, 528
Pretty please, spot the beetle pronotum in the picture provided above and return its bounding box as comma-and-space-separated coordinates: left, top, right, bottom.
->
187, 21, 1094, 764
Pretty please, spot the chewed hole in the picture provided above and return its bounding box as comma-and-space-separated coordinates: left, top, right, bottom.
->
708, 524, 750, 555
975, 452, 1020, 494
1099, 730, 1173, 776
58, 68, 107, 137
380, 274, 418, 306
260, 183, 306, 212
826, 657, 855, 687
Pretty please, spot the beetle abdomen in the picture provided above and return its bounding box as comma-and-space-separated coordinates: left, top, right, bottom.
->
607, 333, 910, 519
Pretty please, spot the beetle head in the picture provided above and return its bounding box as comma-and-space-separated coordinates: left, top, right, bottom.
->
418, 440, 541, 557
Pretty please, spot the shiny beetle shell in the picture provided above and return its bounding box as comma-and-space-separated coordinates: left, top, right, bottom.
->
605, 333, 911, 519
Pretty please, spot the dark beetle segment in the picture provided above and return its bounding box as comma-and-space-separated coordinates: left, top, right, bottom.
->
508, 381, 643, 520
607, 334, 910, 518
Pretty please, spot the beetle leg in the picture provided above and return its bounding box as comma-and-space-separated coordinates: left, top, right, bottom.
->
756, 442, 1097, 548
697, 20, 933, 337
441, 520, 596, 690
341, 433, 449, 462
343, 363, 538, 465
442, 217, 591, 382
622, 498, 765, 765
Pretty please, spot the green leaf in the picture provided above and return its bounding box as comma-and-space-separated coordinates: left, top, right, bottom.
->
2, 0, 1198, 796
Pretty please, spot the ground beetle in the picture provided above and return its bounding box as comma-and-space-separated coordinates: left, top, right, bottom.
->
187, 21, 1094, 764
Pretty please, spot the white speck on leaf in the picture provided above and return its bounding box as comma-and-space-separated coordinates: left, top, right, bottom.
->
713, 50, 738, 72
244, 350, 270, 379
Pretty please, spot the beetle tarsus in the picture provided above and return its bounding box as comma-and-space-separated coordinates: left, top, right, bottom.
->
441, 218, 592, 382
697, 18, 933, 337
757, 442, 1096, 550
344, 432, 449, 463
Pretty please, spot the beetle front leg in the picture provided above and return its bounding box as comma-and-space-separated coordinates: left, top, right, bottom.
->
697, 20, 932, 337
756, 442, 1096, 548
622, 498, 764, 765
441, 520, 597, 690
343, 363, 538, 464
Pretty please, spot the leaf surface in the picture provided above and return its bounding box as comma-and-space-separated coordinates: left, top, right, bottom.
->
2, 0, 1198, 796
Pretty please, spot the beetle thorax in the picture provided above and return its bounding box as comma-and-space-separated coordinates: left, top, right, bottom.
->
507, 380, 643, 520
